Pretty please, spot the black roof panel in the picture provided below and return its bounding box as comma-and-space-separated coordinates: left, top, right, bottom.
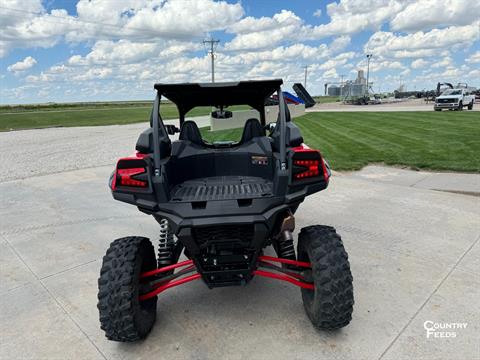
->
154, 79, 282, 113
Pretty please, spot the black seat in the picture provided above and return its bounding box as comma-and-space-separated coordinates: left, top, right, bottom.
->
179, 121, 203, 146
240, 118, 265, 144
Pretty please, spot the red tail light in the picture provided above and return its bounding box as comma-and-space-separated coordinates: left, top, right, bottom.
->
320, 157, 331, 183
117, 168, 147, 187
291, 145, 330, 183
293, 159, 320, 179
111, 153, 149, 190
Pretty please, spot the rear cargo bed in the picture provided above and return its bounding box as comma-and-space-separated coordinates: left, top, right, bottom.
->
170, 176, 273, 202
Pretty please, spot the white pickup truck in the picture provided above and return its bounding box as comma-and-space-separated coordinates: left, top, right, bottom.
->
434, 88, 475, 111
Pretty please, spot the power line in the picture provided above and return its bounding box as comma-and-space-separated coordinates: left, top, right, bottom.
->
203, 38, 220, 83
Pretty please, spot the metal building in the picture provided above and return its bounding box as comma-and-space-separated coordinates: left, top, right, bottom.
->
328, 85, 341, 96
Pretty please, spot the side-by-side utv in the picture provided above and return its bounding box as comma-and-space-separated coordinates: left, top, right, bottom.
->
97, 79, 354, 342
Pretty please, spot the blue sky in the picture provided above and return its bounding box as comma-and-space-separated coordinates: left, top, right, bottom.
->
1, 0, 479, 104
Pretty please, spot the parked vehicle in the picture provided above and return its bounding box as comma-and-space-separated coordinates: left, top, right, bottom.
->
97, 80, 354, 342
434, 88, 475, 111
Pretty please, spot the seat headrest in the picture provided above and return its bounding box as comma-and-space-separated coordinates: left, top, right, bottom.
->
135, 128, 171, 158
179, 121, 203, 146
240, 118, 265, 144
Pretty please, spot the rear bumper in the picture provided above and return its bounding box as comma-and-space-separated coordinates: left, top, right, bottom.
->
152, 198, 290, 235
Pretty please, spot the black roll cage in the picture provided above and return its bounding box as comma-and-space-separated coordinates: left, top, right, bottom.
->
151, 80, 288, 176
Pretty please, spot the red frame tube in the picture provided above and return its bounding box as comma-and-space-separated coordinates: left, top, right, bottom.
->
140, 259, 194, 279
139, 273, 201, 301
258, 255, 311, 268
150, 265, 196, 289
138, 256, 314, 301
259, 262, 307, 280
253, 270, 314, 290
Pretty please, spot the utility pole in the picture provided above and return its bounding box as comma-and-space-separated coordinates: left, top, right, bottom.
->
203, 38, 220, 83
366, 54, 372, 97
303, 65, 308, 89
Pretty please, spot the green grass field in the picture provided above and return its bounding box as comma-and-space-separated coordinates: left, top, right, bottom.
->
0, 101, 153, 113
1, 103, 478, 172
201, 112, 480, 172
312, 96, 340, 104
0, 103, 251, 131
0, 103, 209, 131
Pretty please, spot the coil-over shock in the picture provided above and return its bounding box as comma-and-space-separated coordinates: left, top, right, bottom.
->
275, 213, 296, 263
158, 218, 175, 269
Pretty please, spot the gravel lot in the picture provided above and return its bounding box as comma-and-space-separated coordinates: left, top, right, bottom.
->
0, 116, 208, 183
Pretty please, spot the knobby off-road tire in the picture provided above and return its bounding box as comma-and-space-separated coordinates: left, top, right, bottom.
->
468, 101, 473, 110
457, 101, 463, 111
97, 236, 157, 342
297, 226, 354, 330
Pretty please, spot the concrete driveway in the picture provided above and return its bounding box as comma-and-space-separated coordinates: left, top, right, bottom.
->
1, 125, 479, 360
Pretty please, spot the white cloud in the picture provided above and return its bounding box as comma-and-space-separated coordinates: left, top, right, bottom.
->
310, 0, 478, 38
49, 64, 68, 74
356, 56, 406, 73
74, 40, 161, 66
335, 51, 356, 61
309, 0, 406, 39
391, 0, 480, 31
7, 56, 37, 73
25, 72, 54, 83
431, 56, 453, 68
37, 89, 49, 97
329, 35, 351, 54
323, 68, 338, 79
72, 67, 113, 81
224, 3, 406, 52
411, 59, 428, 69
1, 1, 80, 57
227, 0, 480, 46
122, 0, 244, 39
0, 0, 244, 57
2, 0, 480, 103
227, 10, 301, 35
313, 9, 322, 17
225, 10, 303, 50
442, 66, 463, 78
365, 22, 480, 59
466, 51, 480, 64
468, 68, 480, 78
318, 59, 344, 71
67, 55, 86, 66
